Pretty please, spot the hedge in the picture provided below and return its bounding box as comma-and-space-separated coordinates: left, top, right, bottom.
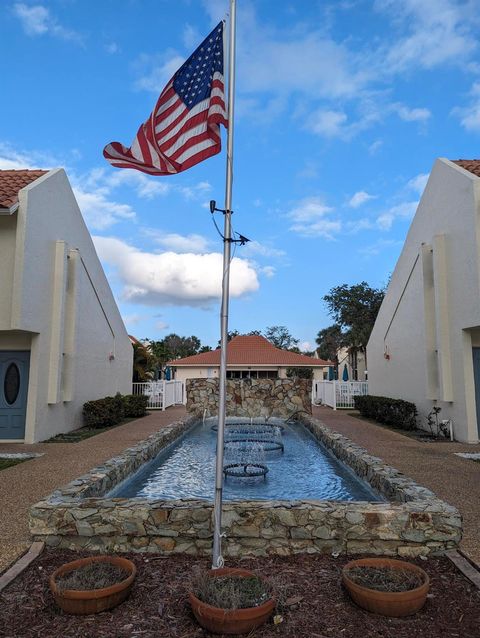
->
353, 395, 418, 431
83, 393, 148, 428
123, 394, 149, 418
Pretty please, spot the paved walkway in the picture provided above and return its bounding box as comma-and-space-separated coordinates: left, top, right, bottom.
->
313, 406, 480, 563
0, 407, 187, 573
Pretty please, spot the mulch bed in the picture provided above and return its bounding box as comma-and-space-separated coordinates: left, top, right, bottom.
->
1, 549, 479, 638
0, 458, 28, 471
45, 416, 145, 443
347, 413, 451, 443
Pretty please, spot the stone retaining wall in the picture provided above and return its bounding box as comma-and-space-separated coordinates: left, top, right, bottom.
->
186, 378, 312, 419
29, 416, 462, 558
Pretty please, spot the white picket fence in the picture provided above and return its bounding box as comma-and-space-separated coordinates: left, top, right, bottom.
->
312, 380, 368, 409
132, 380, 184, 410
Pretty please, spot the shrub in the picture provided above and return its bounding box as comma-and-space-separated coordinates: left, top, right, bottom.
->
123, 394, 149, 418
83, 393, 124, 428
354, 395, 417, 430
83, 393, 149, 428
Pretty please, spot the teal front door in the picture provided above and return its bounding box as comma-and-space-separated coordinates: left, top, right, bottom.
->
0, 351, 30, 439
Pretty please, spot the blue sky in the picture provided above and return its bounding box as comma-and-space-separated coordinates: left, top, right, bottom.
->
2, 0, 480, 350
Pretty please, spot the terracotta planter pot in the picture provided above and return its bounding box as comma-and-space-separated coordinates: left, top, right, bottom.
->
50, 555, 136, 615
189, 567, 275, 635
342, 557, 430, 617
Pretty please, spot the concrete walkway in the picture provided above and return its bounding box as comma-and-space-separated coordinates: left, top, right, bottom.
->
313, 406, 480, 564
0, 407, 187, 573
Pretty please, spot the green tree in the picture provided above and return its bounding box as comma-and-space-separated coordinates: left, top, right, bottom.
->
148, 335, 207, 378
148, 340, 171, 366
162, 333, 202, 359
264, 325, 299, 351
315, 324, 343, 362
132, 342, 156, 382
323, 282, 385, 367
198, 345, 213, 353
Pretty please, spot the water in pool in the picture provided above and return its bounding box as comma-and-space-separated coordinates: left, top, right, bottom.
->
111, 418, 382, 502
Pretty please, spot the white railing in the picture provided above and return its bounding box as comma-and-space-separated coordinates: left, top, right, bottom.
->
312, 380, 368, 410
132, 380, 184, 410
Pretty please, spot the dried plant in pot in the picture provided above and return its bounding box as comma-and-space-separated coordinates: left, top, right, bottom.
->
189, 567, 275, 635
342, 557, 430, 617
49, 555, 136, 615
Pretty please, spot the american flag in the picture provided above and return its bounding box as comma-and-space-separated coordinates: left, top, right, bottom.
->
103, 22, 228, 175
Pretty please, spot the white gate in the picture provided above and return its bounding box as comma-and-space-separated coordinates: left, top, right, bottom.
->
312, 380, 368, 409
132, 380, 184, 410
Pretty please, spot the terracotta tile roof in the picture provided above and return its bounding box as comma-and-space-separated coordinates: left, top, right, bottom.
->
451, 160, 480, 178
0, 170, 48, 212
169, 335, 332, 367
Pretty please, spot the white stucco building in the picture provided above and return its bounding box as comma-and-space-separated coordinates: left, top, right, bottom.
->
336, 347, 367, 381
0, 169, 132, 443
367, 158, 480, 443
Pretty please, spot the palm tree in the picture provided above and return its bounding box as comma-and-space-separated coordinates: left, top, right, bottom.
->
132, 342, 156, 382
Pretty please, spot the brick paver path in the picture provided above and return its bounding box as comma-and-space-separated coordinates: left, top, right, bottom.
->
0, 407, 187, 573
313, 406, 480, 564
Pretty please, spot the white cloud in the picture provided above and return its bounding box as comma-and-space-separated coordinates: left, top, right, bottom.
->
375, 0, 477, 73
134, 52, 186, 92
87, 168, 171, 200
394, 104, 431, 122
201, 0, 227, 22
178, 181, 212, 200
258, 265, 276, 278
0, 142, 55, 170
182, 23, 201, 49
376, 201, 418, 230
73, 186, 136, 230
238, 29, 368, 101
93, 236, 259, 307
308, 110, 348, 138
296, 161, 319, 180
243, 241, 286, 259
105, 42, 119, 54
346, 218, 374, 233
300, 341, 312, 352
368, 140, 383, 155
287, 196, 341, 239
348, 191, 376, 208
287, 196, 333, 222
306, 98, 384, 140
155, 320, 169, 331
13, 3, 83, 44
407, 173, 429, 194
452, 82, 480, 132
292, 218, 342, 238
123, 313, 142, 326
358, 238, 403, 256
153, 233, 211, 253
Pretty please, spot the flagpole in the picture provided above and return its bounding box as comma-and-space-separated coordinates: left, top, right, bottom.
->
212, 0, 236, 569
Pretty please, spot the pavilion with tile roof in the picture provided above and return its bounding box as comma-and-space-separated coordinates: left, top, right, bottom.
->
168, 334, 333, 383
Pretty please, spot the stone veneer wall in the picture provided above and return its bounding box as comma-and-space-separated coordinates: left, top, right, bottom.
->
30, 415, 462, 558
186, 378, 312, 419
